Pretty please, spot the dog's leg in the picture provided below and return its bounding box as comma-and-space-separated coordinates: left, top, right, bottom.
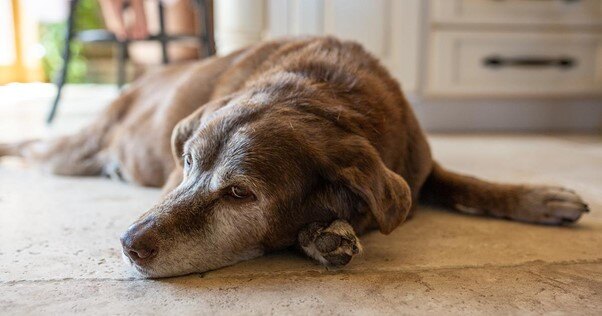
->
1, 89, 135, 176
298, 219, 362, 267
422, 162, 589, 225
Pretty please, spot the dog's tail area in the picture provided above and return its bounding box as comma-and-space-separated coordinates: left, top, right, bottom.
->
0, 140, 37, 158
420, 162, 589, 225
421, 162, 515, 216
0, 143, 9, 157
1, 137, 108, 177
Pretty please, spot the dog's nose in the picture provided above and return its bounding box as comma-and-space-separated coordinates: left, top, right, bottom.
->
120, 222, 158, 263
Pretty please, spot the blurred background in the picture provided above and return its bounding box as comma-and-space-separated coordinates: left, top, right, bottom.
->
0, 0, 601, 132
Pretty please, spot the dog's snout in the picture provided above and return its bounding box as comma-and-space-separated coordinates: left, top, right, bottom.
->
121, 222, 158, 264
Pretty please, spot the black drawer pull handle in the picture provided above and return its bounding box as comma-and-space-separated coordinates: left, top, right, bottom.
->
484, 56, 577, 69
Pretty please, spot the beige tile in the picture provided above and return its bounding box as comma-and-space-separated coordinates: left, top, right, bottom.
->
2, 263, 601, 315
1, 85, 601, 314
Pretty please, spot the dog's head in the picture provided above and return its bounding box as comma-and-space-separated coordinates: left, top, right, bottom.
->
120, 90, 411, 278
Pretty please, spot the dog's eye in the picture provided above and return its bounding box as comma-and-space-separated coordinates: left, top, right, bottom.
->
228, 186, 254, 200
183, 154, 192, 168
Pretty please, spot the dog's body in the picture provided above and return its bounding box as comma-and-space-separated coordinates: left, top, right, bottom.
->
0, 37, 589, 277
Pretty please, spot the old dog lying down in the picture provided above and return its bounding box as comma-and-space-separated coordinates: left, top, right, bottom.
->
0, 37, 589, 277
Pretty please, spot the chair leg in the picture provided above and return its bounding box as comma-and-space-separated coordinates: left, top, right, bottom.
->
194, 0, 215, 57
117, 40, 128, 89
158, 2, 169, 64
47, 0, 78, 124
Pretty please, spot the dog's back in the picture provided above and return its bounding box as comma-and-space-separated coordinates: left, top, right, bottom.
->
1, 36, 588, 227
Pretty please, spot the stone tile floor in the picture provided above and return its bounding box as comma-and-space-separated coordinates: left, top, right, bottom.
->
1, 84, 601, 314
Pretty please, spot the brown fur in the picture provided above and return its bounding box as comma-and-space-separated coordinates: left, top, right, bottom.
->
0, 37, 589, 277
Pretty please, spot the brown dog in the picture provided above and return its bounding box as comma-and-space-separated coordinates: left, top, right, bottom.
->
0, 37, 589, 277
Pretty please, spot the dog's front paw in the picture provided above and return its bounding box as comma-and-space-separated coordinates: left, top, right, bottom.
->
298, 220, 362, 267
512, 186, 590, 225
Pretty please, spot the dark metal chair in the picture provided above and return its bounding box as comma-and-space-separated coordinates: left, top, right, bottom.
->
47, 0, 215, 123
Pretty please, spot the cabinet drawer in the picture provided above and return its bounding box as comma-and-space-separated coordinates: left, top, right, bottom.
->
426, 31, 602, 96
431, 0, 602, 26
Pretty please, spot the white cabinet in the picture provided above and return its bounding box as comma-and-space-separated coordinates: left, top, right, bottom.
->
426, 0, 602, 97
213, 0, 602, 131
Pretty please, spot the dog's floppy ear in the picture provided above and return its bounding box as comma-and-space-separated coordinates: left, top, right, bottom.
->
171, 109, 204, 166
327, 137, 412, 234
170, 96, 233, 166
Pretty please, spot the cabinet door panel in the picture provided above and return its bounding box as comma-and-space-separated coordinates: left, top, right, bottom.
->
431, 0, 602, 25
